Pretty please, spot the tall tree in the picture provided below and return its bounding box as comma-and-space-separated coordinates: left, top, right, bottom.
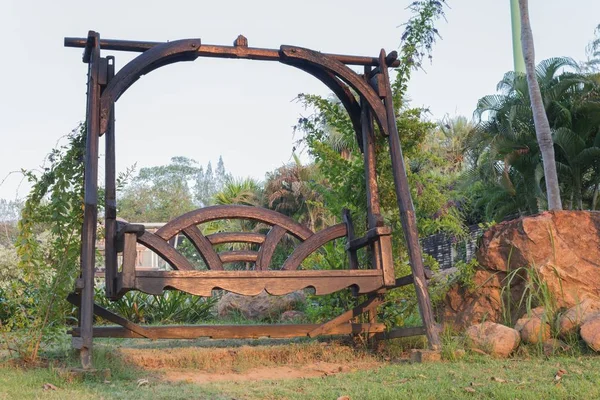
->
518, 0, 562, 210
510, 0, 525, 73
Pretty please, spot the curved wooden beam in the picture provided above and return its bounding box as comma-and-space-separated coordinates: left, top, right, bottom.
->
99, 39, 201, 134
256, 225, 286, 270
156, 205, 313, 241
206, 232, 266, 245
219, 250, 259, 264
292, 63, 363, 150
281, 223, 347, 271
280, 46, 389, 137
182, 226, 223, 270
137, 231, 194, 271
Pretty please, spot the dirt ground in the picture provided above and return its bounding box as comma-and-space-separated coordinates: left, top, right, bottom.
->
161, 361, 380, 383
115, 340, 383, 383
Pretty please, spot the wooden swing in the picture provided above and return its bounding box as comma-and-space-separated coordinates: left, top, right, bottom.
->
64, 31, 440, 369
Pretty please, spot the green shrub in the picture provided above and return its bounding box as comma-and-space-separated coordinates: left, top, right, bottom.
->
95, 288, 217, 325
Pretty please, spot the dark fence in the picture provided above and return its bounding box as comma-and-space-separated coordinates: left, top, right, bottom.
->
420, 224, 483, 270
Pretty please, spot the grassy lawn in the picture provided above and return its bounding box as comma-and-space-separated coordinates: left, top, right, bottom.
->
1, 339, 599, 400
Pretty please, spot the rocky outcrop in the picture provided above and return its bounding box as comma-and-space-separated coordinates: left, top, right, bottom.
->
442, 211, 600, 329
217, 290, 305, 320
465, 322, 520, 358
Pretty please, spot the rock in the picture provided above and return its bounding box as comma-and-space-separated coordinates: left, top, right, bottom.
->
280, 310, 306, 322
465, 322, 520, 358
442, 211, 600, 329
217, 290, 305, 320
558, 298, 600, 336
514, 307, 551, 344
581, 315, 600, 352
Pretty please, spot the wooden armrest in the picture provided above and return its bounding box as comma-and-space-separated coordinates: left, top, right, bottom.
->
116, 222, 145, 252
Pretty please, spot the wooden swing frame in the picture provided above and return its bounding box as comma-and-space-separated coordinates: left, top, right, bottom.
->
64, 31, 440, 369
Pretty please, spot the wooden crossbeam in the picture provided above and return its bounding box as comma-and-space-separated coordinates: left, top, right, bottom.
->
67, 293, 156, 339
308, 294, 384, 338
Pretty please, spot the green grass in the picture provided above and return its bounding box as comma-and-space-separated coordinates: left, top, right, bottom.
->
1, 340, 599, 400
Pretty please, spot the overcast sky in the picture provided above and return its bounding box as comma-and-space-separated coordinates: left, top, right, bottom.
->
1, 0, 599, 200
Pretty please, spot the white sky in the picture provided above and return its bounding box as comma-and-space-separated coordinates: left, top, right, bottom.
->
1, 0, 598, 200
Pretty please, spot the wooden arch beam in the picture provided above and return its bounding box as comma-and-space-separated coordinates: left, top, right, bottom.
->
279, 46, 390, 137
99, 39, 201, 134
155, 205, 313, 241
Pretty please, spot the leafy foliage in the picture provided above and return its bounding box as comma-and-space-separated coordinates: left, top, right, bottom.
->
2, 125, 85, 361
95, 289, 216, 325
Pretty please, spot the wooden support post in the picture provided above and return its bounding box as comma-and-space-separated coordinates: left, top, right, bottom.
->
121, 232, 137, 289
104, 56, 117, 298
377, 50, 441, 350
79, 31, 102, 369
342, 209, 359, 271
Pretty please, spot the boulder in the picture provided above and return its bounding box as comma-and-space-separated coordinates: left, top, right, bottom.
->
580, 315, 600, 352
558, 298, 600, 336
465, 321, 520, 358
217, 290, 305, 320
514, 307, 551, 344
443, 211, 600, 329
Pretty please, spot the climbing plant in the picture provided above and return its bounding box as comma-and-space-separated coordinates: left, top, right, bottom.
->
2, 125, 85, 362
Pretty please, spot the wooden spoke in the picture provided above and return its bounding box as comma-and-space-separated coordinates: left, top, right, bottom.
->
256, 225, 286, 270
182, 225, 223, 270
137, 231, 194, 271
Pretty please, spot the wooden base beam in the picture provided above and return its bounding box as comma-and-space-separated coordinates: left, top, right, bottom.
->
70, 323, 386, 339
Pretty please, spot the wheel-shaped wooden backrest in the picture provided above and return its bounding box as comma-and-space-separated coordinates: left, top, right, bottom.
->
132, 205, 348, 271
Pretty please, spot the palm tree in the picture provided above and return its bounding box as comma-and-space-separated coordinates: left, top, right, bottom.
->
213, 177, 262, 207
509, 0, 525, 73
468, 57, 597, 219
264, 155, 327, 232
518, 0, 562, 210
